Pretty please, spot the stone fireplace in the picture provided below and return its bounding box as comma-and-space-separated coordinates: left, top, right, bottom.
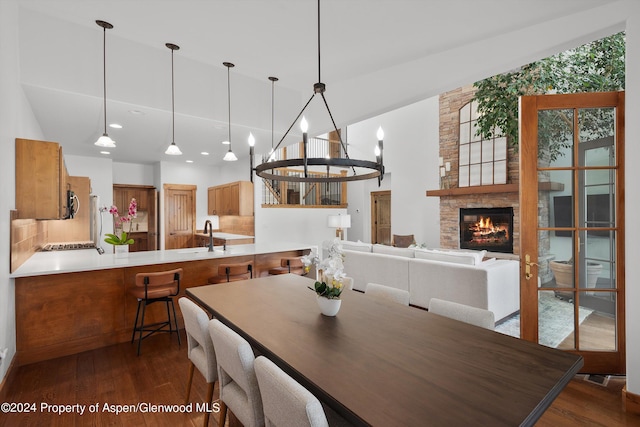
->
433, 85, 521, 258
459, 207, 514, 253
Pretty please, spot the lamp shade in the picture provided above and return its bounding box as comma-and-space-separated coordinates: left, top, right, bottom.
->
327, 214, 351, 229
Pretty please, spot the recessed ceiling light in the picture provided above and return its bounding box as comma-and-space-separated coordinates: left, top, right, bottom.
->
186, 160, 194, 163
128, 109, 145, 115
100, 151, 110, 155
201, 151, 210, 155
222, 140, 230, 145
109, 123, 122, 129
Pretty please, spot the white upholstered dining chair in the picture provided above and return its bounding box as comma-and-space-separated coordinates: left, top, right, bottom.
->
428, 298, 495, 330
254, 355, 329, 427
178, 297, 217, 427
208, 319, 264, 427
365, 282, 410, 306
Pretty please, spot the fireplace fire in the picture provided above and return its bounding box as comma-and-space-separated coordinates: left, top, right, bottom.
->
460, 207, 514, 253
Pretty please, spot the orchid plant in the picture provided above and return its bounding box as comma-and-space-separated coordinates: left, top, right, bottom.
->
104, 198, 137, 245
302, 238, 346, 299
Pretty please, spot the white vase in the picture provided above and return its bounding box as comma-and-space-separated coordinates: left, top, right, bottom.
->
114, 245, 129, 258
316, 295, 341, 316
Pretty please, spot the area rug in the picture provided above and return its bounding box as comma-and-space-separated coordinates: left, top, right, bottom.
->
495, 290, 593, 348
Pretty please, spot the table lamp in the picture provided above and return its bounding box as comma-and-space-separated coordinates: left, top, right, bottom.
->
327, 214, 351, 240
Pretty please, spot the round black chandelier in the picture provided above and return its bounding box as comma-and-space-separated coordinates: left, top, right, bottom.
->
253, 0, 384, 184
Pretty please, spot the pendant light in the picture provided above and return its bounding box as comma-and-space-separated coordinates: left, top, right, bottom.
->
222, 62, 238, 161
165, 43, 182, 155
254, 0, 384, 183
94, 20, 116, 148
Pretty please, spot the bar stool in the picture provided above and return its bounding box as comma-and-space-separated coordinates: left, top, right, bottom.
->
268, 257, 305, 276
129, 268, 182, 355
207, 261, 253, 284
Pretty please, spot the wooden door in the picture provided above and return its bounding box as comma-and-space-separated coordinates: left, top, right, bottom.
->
163, 184, 196, 250
371, 191, 391, 245
520, 92, 625, 373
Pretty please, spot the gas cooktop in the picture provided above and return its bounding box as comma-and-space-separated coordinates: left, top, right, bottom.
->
41, 242, 97, 251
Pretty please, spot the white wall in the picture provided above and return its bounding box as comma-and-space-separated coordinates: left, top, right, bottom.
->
0, 0, 45, 380
625, 1, 640, 396
345, 96, 440, 246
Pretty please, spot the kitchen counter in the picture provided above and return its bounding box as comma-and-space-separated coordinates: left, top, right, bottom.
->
12, 241, 315, 366
10, 241, 308, 278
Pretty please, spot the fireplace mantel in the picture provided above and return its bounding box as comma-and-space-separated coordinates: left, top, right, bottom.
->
426, 184, 518, 197
426, 182, 563, 197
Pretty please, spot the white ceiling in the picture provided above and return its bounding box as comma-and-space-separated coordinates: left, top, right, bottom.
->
16, 0, 625, 166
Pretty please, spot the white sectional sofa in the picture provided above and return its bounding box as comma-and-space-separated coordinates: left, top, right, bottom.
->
328, 240, 520, 321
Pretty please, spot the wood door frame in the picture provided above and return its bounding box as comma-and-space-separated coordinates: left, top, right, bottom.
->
371, 190, 391, 244
163, 184, 196, 250
520, 91, 625, 373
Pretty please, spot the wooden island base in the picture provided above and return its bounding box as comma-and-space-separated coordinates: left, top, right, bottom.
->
15, 249, 307, 366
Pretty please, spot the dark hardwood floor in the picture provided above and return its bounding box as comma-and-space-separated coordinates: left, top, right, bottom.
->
1, 331, 639, 426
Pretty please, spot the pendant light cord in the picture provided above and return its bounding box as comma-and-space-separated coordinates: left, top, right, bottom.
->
102, 25, 107, 135
171, 48, 175, 144
317, 0, 321, 83
227, 65, 231, 146
271, 79, 275, 150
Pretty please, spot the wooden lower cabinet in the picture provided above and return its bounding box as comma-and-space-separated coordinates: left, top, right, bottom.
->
14, 250, 306, 366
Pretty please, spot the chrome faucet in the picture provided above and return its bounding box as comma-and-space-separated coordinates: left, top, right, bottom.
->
204, 220, 214, 252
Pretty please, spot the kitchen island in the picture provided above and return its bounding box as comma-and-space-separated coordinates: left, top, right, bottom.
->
11, 242, 315, 366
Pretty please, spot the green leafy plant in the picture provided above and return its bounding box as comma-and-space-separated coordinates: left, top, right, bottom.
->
104, 231, 134, 246
472, 32, 625, 161
314, 279, 343, 299
104, 198, 137, 245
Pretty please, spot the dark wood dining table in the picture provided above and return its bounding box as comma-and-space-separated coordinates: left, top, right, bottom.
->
186, 274, 583, 426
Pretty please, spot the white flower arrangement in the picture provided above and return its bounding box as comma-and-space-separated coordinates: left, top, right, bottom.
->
301, 238, 346, 299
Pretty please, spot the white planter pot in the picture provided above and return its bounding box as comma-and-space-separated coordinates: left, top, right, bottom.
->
114, 245, 129, 258
316, 295, 341, 316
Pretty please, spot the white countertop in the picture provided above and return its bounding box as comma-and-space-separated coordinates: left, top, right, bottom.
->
10, 241, 315, 278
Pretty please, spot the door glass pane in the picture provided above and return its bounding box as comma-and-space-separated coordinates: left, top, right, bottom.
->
538, 109, 574, 167
549, 231, 575, 289
585, 230, 616, 291
578, 107, 615, 168
579, 291, 616, 351
538, 290, 576, 350
543, 169, 574, 229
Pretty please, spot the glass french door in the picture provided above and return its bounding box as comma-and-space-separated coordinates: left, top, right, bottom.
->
519, 92, 625, 373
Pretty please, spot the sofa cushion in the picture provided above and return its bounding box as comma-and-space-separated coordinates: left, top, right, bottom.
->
343, 250, 410, 292
372, 244, 415, 258
341, 240, 373, 252
413, 249, 477, 265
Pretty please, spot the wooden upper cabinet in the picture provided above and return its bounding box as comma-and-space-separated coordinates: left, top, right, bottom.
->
15, 138, 69, 219
207, 181, 253, 216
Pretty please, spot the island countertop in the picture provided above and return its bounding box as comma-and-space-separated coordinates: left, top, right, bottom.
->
10, 241, 315, 278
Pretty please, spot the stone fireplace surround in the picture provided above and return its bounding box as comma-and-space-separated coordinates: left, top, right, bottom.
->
435, 85, 522, 259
